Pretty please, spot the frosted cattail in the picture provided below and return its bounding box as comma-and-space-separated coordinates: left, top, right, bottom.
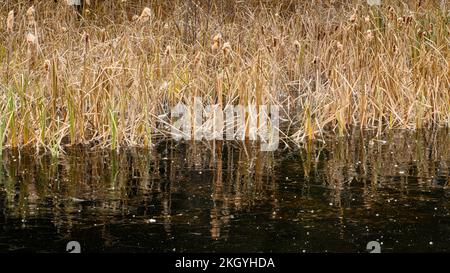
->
164, 45, 171, 56
211, 42, 219, 52
138, 7, 152, 23
99, 28, 106, 42
366, 30, 374, 42
213, 33, 222, 44
366, 0, 381, 6
211, 33, 222, 52
26, 33, 38, 45
26, 6, 36, 26
222, 42, 231, 55
26, 32, 39, 58
349, 13, 357, 23
7, 10, 14, 33
293, 40, 301, 52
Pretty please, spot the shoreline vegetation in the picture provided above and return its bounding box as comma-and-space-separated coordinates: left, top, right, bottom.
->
0, 0, 448, 154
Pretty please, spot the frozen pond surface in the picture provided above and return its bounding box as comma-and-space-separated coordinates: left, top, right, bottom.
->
0, 130, 449, 252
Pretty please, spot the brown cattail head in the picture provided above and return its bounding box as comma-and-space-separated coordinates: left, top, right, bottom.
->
388, 6, 396, 21
138, 7, 152, 23
193, 51, 202, 69
403, 15, 413, 25
272, 36, 279, 48
26, 6, 36, 27
418, 28, 427, 39
7, 10, 14, 33
44, 59, 51, 73
84, 32, 90, 44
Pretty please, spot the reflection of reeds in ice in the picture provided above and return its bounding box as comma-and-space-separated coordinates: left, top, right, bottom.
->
0, 131, 448, 240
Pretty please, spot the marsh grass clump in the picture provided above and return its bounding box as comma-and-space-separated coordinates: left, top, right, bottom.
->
0, 0, 448, 152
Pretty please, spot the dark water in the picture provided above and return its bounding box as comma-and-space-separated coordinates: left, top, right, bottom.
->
0, 130, 449, 253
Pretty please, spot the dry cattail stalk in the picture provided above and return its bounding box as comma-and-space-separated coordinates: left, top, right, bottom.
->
26, 6, 36, 26
7, 10, 14, 33
85, 0, 91, 5
138, 7, 152, 23
222, 42, 231, 55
